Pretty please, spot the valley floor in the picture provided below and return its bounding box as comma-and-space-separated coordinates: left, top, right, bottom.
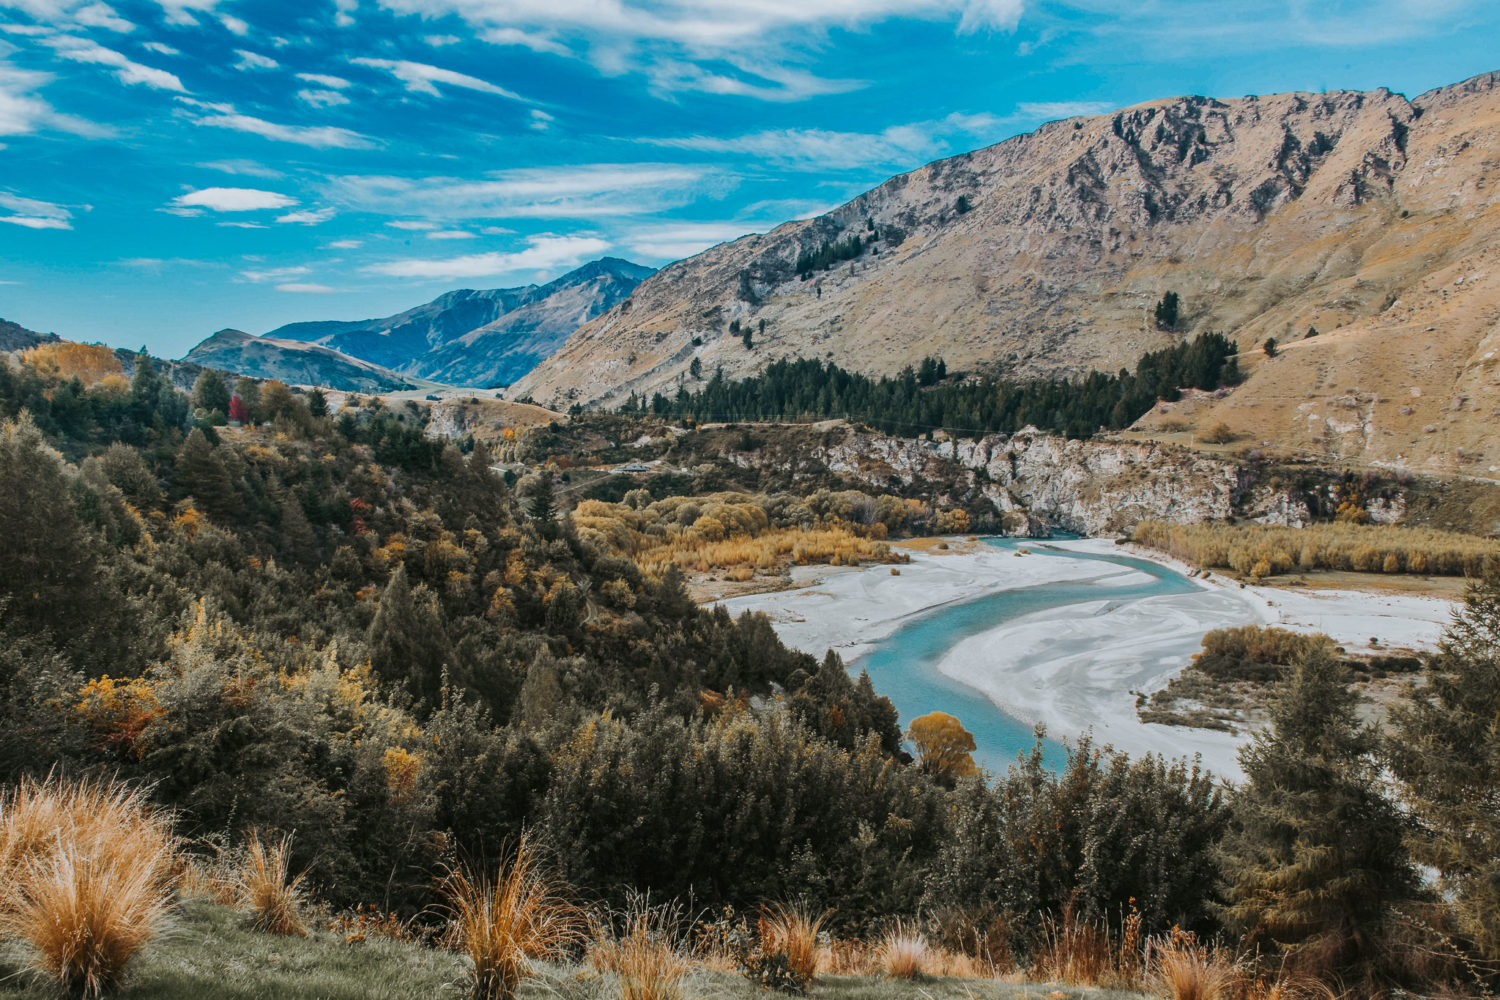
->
720, 538, 1456, 781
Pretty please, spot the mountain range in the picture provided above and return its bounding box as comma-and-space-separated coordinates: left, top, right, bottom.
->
510, 71, 1500, 476
182, 257, 653, 390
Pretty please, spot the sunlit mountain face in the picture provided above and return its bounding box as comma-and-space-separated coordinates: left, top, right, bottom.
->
3, 0, 1497, 356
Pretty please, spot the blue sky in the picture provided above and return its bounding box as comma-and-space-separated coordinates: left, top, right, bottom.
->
1, 0, 1496, 359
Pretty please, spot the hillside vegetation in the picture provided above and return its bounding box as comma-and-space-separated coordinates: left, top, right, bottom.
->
4, 344, 1500, 996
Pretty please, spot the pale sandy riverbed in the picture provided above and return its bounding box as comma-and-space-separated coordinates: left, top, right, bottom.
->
720, 538, 1457, 781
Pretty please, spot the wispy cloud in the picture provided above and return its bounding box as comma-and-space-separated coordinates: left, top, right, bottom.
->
363, 233, 612, 279
426, 229, 476, 239
326, 163, 723, 221
240, 264, 309, 282
173, 186, 297, 211
349, 57, 526, 100
296, 71, 352, 88
324, 239, 362, 249
196, 157, 283, 178
191, 107, 375, 148
0, 190, 76, 229
297, 88, 349, 107
0, 59, 107, 137
373, 0, 1022, 100
40, 35, 185, 91
278, 282, 337, 292
233, 48, 277, 70
622, 221, 759, 260
276, 207, 335, 224
638, 111, 1011, 170
141, 40, 179, 55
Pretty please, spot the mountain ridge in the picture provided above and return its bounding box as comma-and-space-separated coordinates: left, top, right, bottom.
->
511, 71, 1500, 475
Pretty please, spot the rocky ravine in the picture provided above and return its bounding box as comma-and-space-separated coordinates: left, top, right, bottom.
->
514, 72, 1500, 476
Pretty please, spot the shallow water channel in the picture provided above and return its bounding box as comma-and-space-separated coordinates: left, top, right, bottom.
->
855, 536, 1203, 772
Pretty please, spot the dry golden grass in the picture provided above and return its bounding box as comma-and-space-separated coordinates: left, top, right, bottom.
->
236, 830, 308, 937
439, 836, 585, 1000
1131, 520, 1500, 579
0, 775, 180, 999
759, 902, 829, 986
1146, 935, 1242, 1000
590, 898, 689, 1000
879, 921, 930, 979
1030, 909, 1112, 986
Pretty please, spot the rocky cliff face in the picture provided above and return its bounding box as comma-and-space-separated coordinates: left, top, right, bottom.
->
514, 72, 1500, 475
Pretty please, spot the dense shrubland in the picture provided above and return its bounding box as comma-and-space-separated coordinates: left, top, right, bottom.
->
4, 344, 1500, 996
1130, 519, 1500, 578
622, 332, 1239, 439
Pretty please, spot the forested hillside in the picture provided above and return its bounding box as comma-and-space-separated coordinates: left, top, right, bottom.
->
3, 342, 1500, 994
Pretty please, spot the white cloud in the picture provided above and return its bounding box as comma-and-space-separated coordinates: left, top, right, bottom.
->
638, 110, 1011, 170
349, 57, 525, 100
326, 163, 721, 221
40, 35, 185, 91
622, 221, 758, 260
278, 282, 337, 292
218, 11, 248, 33
296, 72, 352, 88
325, 239, 362, 248
423, 33, 460, 45
277, 207, 336, 224
528, 107, 553, 131
216, 220, 265, 227
334, 0, 356, 27
297, 87, 349, 107
363, 233, 611, 279
426, 229, 476, 239
0, 191, 76, 229
192, 109, 374, 148
0, 60, 106, 137
173, 186, 297, 211
241, 265, 309, 282
481, 26, 569, 55
233, 48, 278, 70
153, 0, 223, 27
387, 219, 437, 230
75, 3, 134, 31
1014, 100, 1112, 120
372, 0, 1022, 99
197, 157, 282, 178
141, 40, 180, 54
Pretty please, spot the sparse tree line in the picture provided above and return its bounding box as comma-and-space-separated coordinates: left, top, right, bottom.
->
621, 331, 1240, 440
2, 346, 1500, 995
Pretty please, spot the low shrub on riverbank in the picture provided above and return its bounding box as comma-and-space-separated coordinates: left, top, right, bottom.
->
1130, 520, 1500, 578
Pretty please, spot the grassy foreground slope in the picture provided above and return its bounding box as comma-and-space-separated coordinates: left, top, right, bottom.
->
0, 900, 1143, 1000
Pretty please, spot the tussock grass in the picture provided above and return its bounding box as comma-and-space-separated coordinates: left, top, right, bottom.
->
758, 902, 829, 986
0, 775, 179, 999
236, 831, 308, 937
878, 921, 929, 979
589, 897, 689, 1000
439, 836, 584, 1000
1146, 935, 1241, 1000
1031, 909, 1112, 986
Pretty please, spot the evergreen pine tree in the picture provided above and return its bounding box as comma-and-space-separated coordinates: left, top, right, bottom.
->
367, 564, 450, 704
191, 368, 231, 419
520, 472, 557, 523
175, 427, 238, 519
1389, 567, 1500, 958
1220, 646, 1415, 975
306, 387, 329, 418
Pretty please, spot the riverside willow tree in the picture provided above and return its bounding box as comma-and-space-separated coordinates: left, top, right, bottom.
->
1389, 566, 1500, 961
1219, 646, 1416, 978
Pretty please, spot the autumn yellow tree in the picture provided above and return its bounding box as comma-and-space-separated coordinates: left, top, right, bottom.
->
906, 711, 979, 783
20, 341, 123, 385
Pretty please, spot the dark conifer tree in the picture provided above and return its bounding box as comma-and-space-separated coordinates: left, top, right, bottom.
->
1220, 646, 1415, 976
1389, 567, 1500, 959
191, 368, 231, 417
175, 427, 238, 519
